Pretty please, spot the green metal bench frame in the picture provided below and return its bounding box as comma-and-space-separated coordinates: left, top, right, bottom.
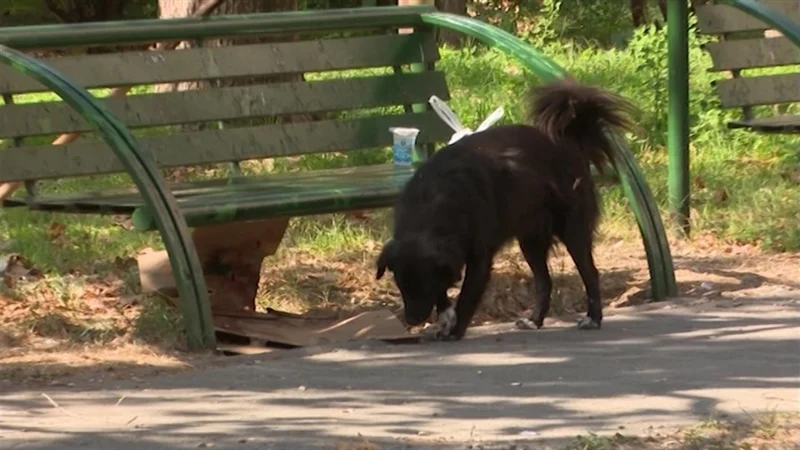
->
0, 6, 677, 351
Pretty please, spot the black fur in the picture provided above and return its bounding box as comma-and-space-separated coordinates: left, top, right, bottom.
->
376, 78, 638, 340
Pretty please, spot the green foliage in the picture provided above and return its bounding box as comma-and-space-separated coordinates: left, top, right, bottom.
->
133, 296, 185, 347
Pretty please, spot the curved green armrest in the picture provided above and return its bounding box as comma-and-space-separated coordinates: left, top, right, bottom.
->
718, 0, 800, 49
0, 45, 216, 351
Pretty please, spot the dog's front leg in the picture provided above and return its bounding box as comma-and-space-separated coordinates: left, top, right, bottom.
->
435, 293, 451, 316
436, 258, 492, 341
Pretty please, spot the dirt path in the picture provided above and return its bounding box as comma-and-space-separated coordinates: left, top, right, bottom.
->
1, 295, 798, 449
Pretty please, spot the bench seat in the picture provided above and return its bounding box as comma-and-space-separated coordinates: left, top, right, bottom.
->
3, 164, 415, 230
697, 1, 800, 136
727, 115, 800, 134
2, 162, 622, 231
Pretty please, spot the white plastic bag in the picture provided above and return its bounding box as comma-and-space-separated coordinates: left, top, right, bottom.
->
428, 95, 505, 145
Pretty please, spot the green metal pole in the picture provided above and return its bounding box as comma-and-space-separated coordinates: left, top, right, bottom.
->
667, 0, 690, 236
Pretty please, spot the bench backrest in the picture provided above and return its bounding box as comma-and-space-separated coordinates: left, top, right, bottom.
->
0, 16, 452, 184
696, 1, 800, 121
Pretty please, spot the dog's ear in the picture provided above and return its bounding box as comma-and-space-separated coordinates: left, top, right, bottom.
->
376, 239, 397, 280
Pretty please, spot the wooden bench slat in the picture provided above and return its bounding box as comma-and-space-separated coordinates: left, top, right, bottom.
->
0, 72, 450, 139
696, 1, 800, 34
705, 37, 800, 70
0, 33, 438, 96
3, 164, 415, 223
715, 73, 800, 108
2, 162, 620, 229
0, 112, 452, 182
728, 114, 800, 133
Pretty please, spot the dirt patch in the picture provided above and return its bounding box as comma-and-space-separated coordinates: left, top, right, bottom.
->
395, 413, 800, 450
2, 233, 798, 388
0, 255, 214, 388
258, 233, 799, 324
557, 412, 800, 450
0, 342, 205, 388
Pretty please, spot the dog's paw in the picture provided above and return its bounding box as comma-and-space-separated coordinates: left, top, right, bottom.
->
420, 307, 460, 342
438, 307, 457, 335
515, 317, 541, 330
576, 316, 601, 330
433, 329, 460, 341
420, 327, 459, 342
419, 307, 459, 342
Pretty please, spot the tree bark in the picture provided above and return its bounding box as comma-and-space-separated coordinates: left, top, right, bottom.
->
155, 0, 299, 93
434, 0, 466, 48
630, 0, 648, 27
155, 0, 303, 180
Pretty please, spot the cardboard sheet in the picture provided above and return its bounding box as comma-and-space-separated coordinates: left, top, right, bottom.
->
137, 249, 417, 354
213, 308, 416, 348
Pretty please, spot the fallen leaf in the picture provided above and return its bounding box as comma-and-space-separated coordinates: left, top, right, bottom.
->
46, 222, 66, 243
335, 433, 381, 450
693, 176, 705, 189
713, 188, 729, 203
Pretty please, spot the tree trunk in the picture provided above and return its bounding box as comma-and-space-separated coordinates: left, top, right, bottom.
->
630, 0, 648, 27
434, 0, 466, 48
157, 0, 193, 19
155, 0, 299, 93
399, 0, 463, 47
155, 0, 301, 180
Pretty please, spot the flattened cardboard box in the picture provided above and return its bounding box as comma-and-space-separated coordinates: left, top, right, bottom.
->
138, 249, 415, 350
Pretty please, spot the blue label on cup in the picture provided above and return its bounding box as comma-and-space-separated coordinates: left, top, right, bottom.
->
389, 127, 419, 167
393, 139, 413, 165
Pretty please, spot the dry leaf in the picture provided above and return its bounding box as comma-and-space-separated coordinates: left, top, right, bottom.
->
693, 176, 705, 189
46, 222, 66, 242
713, 188, 729, 203
335, 433, 380, 450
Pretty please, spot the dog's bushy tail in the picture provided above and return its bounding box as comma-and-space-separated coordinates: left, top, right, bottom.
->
527, 78, 639, 174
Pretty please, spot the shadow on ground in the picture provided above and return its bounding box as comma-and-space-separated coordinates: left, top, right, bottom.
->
1, 293, 798, 449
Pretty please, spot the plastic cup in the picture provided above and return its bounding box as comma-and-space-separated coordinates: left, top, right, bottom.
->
389, 127, 420, 166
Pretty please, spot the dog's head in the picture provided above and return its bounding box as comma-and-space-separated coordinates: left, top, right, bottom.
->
376, 236, 463, 326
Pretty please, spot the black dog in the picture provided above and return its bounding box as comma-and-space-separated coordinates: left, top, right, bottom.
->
376, 78, 637, 340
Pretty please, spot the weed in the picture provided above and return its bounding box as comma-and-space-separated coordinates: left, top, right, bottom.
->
564, 432, 640, 450
132, 296, 185, 348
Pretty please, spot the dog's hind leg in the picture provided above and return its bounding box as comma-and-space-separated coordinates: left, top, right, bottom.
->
515, 234, 553, 330
559, 224, 603, 330
437, 257, 493, 341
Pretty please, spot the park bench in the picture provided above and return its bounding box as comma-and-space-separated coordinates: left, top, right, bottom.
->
696, 0, 800, 134
0, 6, 676, 350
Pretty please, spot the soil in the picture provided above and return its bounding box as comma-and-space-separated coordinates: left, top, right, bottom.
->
1, 234, 798, 389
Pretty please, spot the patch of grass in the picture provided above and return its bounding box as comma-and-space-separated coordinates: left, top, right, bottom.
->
563, 413, 800, 450
566, 432, 641, 450
749, 409, 784, 440
284, 213, 389, 252
132, 296, 185, 348
1, 206, 159, 273
23, 310, 123, 344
